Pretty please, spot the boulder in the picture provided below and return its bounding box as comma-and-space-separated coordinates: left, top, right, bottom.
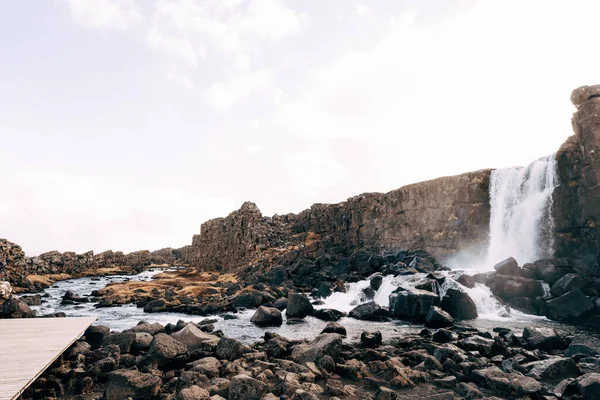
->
566, 335, 600, 357
228, 374, 268, 400
494, 257, 520, 275
321, 322, 346, 336
106, 369, 162, 400
291, 333, 342, 364
20, 294, 41, 306
250, 306, 282, 327
187, 357, 222, 378
472, 366, 541, 396
216, 337, 246, 361
273, 297, 288, 310
370, 274, 384, 291
440, 289, 478, 320
522, 356, 580, 382
126, 322, 165, 335
143, 298, 167, 313
389, 288, 440, 321
577, 373, 600, 400
84, 325, 110, 349
61, 290, 89, 304
313, 308, 345, 321
546, 288, 594, 321
0, 281, 13, 299
361, 331, 382, 348
141, 333, 188, 369
456, 274, 475, 288
0, 297, 35, 318
551, 273, 586, 297
425, 306, 454, 328
286, 293, 314, 319
171, 323, 220, 352
348, 301, 390, 321
522, 327, 568, 351
532, 259, 564, 285
176, 385, 211, 400
457, 335, 496, 357
486, 274, 545, 299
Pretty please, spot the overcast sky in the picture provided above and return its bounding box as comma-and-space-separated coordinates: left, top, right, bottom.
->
1, 0, 599, 256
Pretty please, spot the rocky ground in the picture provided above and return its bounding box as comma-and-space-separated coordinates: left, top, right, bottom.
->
16, 301, 600, 400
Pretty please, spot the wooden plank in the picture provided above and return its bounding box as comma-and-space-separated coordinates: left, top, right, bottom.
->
0, 317, 97, 400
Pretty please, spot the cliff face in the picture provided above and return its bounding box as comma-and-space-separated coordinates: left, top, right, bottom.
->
554, 85, 600, 275
185, 170, 492, 271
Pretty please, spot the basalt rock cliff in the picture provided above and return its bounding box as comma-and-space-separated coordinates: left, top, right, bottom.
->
554, 84, 600, 276
181, 170, 491, 272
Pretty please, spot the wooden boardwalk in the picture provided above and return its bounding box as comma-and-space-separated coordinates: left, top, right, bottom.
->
0, 317, 97, 400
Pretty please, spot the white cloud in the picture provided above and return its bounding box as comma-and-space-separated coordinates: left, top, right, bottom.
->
66, 0, 142, 32
355, 2, 371, 18
146, 25, 200, 67
206, 69, 274, 108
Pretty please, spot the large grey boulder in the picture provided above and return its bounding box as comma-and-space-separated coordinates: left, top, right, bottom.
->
566, 335, 600, 357
551, 273, 586, 297
494, 257, 520, 275
389, 288, 439, 321
522, 327, 568, 351
140, 333, 188, 369
0, 297, 35, 318
425, 306, 454, 328
228, 374, 268, 400
250, 306, 283, 327
171, 323, 220, 352
291, 333, 342, 364
440, 289, 478, 320
187, 356, 222, 378
522, 356, 580, 382
286, 293, 314, 319
348, 301, 390, 321
546, 289, 594, 321
216, 337, 246, 361
106, 369, 162, 400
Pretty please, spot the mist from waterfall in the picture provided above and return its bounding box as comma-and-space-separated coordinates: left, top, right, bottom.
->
485, 154, 559, 266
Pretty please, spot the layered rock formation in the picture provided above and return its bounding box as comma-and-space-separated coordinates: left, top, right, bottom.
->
0, 239, 179, 291
554, 85, 600, 275
184, 170, 491, 272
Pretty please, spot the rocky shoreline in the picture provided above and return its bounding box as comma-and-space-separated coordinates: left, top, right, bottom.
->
16, 301, 600, 400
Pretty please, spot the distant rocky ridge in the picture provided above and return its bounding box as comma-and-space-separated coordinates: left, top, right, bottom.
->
0, 239, 180, 291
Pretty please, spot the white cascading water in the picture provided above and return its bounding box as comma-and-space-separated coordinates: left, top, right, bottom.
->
319, 154, 560, 321
486, 154, 559, 266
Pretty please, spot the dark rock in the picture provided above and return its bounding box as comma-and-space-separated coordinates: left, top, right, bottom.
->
425, 306, 454, 328
286, 293, 314, 319
458, 335, 496, 357
494, 257, 520, 275
456, 274, 475, 288
551, 273, 586, 297
250, 306, 282, 327
20, 294, 41, 306
432, 329, 457, 343
313, 281, 332, 299
126, 322, 165, 335
566, 335, 600, 357
321, 322, 346, 336
273, 297, 288, 310
577, 373, 600, 400
389, 288, 440, 321
143, 298, 167, 313
187, 357, 222, 378
84, 325, 110, 349
532, 259, 564, 285
348, 301, 390, 321
361, 331, 382, 348
440, 289, 478, 320
523, 327, 568, 351
0, 297, 35, 318
546, 288, 594, 321
228, 374, 267, 400
106, 369, 162, 400
370, 274, 384, 291
216, 337, 246, 361
522, 356, 580, 382
61, 290, 89, 304
313, 308, 345, 321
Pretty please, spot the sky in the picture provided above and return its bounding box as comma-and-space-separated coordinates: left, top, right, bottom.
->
1, 0, 599, 256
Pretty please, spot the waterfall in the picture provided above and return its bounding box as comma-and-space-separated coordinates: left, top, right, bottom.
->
486, 154, 559, 266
